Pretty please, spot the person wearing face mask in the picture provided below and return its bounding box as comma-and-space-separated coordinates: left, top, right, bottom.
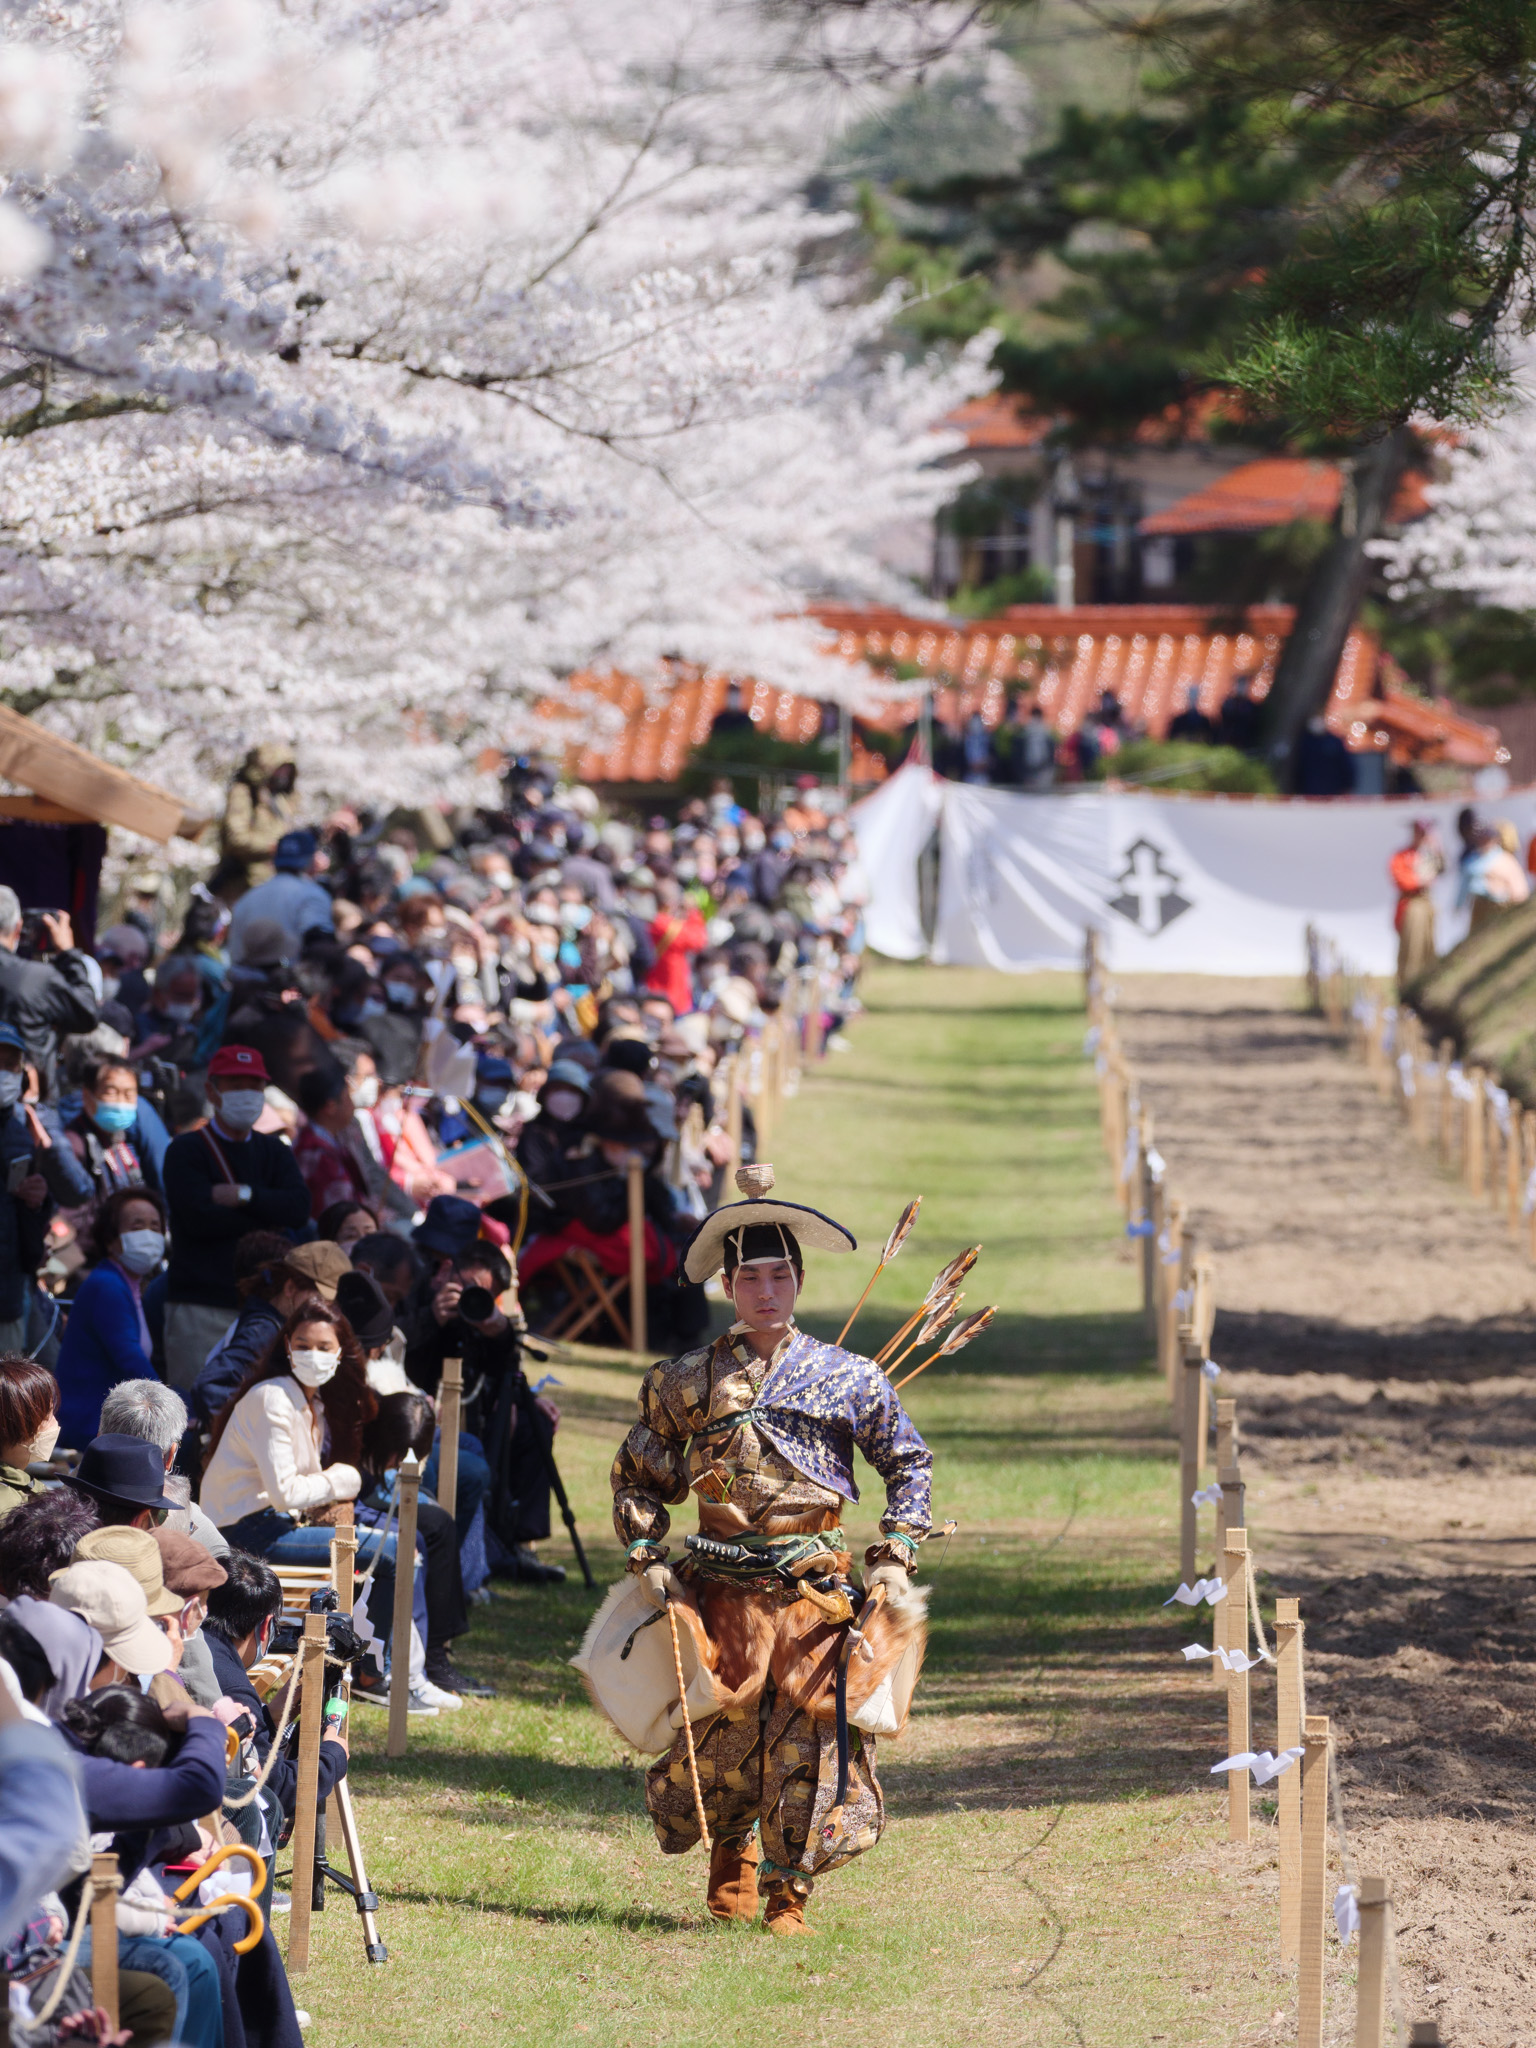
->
52, 1186, 167, 1449
0, 1022, 93, 1357
199, 1299, 371, 1557
0, 888, 100, 1103
515, 1061, 590, 1228
0, 1354, 62, 1518
65, 1057, 163, 1200
160, 1045, 310, 1392
358, 956, 427, 1089
129, 956, 205, 1066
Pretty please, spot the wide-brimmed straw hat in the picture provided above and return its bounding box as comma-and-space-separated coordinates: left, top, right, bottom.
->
681, 1164, 855, 1283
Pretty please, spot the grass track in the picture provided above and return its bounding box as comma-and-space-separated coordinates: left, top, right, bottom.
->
296, 964, 1312, 2047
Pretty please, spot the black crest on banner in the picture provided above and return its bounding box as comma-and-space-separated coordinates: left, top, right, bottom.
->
1107, 838, 1192, 934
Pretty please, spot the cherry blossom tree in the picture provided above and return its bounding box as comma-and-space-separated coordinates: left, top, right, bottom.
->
0, 0, 987, 810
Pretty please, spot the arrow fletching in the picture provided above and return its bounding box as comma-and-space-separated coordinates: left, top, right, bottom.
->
925, 1244, 980, 1303
935, 1306, 995, 1356
882, 1198, 922, 1266
915, 1290, 962, 1344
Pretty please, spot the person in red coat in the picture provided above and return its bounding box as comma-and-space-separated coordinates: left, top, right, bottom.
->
645, 878, 708, 1015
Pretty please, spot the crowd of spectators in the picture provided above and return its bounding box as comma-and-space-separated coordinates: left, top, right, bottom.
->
0, 760, 868, 2040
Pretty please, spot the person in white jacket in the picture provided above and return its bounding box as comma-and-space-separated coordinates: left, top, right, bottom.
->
200, 1295, 459, 1713
200, 1296, 368, 1552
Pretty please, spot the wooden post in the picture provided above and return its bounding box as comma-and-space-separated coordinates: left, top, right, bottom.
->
1355, 1876, 1391, 2048
89, 1851, 121, 2028
804, 970, 824, 1062
437, 1355, 463, 1519
285, 1613, 329, 1973
1298, 1714, 1331, 2048
1160, 1195, 1185, 1396
331, 1502, 356, 1614
627, 1158, 647, 1356
1437, 1039, 1456, 1164
1275, 1598, 1304, 1963
1508, 1099, 1524, 1236
725, 1056, 743, 1178
1179, 1347, 1203, 1584
1139, 1113, 1157, 1328
1223, 1531, 1250, 1843
1466, 1066, 1486, 1194
1213, 1400, 1237, 1546
386, 1451, 420, 1761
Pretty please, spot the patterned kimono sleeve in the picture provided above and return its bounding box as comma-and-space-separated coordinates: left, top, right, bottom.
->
850, 1362, 933, 1542
610, 1361, 692, 1548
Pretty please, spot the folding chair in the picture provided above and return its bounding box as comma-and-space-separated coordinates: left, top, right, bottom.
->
538, 1248, 631, 1345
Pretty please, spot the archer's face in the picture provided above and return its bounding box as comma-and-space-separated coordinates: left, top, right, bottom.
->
724, 1258, 801, 1331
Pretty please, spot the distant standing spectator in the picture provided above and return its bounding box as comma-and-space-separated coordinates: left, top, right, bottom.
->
0, 892, 99, 1099
215, 743, 299, 899
1389, 819, 1443, 987
1167, 687, 1216, 744
1017, 703, 1058, 791
646, 879, 708, 1016
228, 829, 335, 966
961, 710, 993, 786
161, 1044, 309, 1390
1216, 672, 1263, 752
1295, 715, 1354, 796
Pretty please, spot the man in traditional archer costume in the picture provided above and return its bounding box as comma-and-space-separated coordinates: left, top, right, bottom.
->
583, 1165, 932, 1936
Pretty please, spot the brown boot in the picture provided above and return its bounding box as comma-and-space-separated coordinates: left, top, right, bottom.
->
763, 1884, 815, 1937
706, 1834, 760, 1922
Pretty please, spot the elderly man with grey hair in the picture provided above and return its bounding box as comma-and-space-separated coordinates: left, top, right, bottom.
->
99, 1380, 230, 1706
0, 885, 100, 1100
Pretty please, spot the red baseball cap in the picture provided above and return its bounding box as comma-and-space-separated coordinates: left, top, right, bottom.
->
207, 1044, 271, 1083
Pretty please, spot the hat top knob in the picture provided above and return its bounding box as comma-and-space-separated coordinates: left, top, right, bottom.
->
734, 1162, 775, 1197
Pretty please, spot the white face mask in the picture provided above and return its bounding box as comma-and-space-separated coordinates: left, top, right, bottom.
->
214, 1088, 265, 1132
161, 1000, 198, 1024
350, 1075, 379, 1109
116, 1229, 165, 1275
289, 1347, 340, 1389
27, 1415, 60, 1462
543, 1089, 584, 1122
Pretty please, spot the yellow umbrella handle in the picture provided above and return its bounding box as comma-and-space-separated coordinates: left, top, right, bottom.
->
176, 1893, 266, 1955
171, 1841, 268, 1904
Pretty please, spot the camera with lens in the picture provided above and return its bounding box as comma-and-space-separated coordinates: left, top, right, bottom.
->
16, 908, 62, 960
269, 1587, 371, 1683
458, 1282, 497, 1325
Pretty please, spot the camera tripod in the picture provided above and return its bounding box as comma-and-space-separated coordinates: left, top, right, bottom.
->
274, 1591, 388, 1965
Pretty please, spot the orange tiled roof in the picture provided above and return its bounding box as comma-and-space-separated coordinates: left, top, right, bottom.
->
550, 603, 1503, 782
944, 394, 1051, 451
1141, 456, 1430, 536
1140, 458, 1342, 535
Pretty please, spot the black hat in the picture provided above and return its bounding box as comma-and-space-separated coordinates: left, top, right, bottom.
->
681, 1163, 855, 1283
66, 1434, 180, 1513
334, 1271, 396, 1349
413, 1194, 484, 1256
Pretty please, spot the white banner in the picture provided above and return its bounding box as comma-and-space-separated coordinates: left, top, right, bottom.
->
853, 766, 1536, 975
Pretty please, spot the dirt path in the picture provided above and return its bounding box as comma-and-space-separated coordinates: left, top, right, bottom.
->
1118, 976, 1536, 2048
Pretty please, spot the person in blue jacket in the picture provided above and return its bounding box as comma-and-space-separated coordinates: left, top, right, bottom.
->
53, 1186, 167, 1449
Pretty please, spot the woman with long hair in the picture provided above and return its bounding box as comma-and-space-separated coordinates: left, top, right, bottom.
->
199, 1296, 374, 1561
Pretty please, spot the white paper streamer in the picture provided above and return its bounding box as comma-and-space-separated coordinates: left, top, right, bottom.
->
1333, 1883, 1360, 1943
1146, 1146, 1166, 1182
1126, 1218, 1154, 1238
1083, 1025, 1102, 1055
1190, 1482, 1223, 1508
1173, 1286, 1193, 1314
1164, 1577, 1227, 1607
1181, 1643, 1272, 1672
1201, 1359, 1221, 1380
1397, 1050, 1416, 1098
1211, 1746, 1304, 1786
